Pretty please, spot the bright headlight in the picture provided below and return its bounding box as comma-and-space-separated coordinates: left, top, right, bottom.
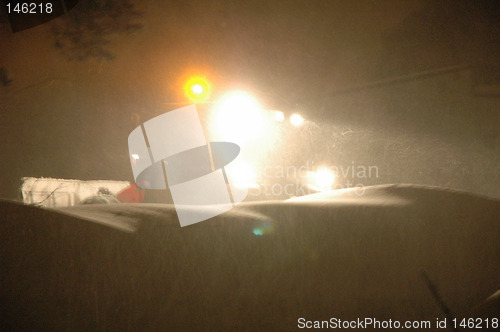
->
290, 113, 305, 127
306, 167, 336, 191
211, 91, 268, 144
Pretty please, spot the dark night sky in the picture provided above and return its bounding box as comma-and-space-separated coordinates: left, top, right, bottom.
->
1, 0, 498, 199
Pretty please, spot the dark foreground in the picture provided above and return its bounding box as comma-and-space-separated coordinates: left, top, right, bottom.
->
1, 184, 499, 331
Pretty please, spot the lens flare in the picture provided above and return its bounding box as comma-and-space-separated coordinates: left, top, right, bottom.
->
252, 228, 264, 236
252, 220, 275, 236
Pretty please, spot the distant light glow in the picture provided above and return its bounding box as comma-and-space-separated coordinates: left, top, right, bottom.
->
306, 167, 336, 191
226, 161, 257, 189
131, 154, 139, 160
273, 110, 285, 122
184, 76, 210, 102
314, 167, 335, 188
190, 84, 203, 94
290, 113, 304, 126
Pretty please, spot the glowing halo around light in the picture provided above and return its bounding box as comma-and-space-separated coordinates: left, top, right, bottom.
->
273, 110, 285, 122
190, 84, 203, 94
225, 160, 258, 189
306, 167, 336, 191
211, 91, 268, 143
290, 113, 305, 127
184, 76, 211, 102
314, 167, 335, 188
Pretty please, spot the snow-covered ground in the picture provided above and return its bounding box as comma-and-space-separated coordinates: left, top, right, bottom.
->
20, 177, 130, 207
1, 184, 499, 330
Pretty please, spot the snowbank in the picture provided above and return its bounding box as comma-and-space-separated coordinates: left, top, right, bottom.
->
1, 184, 499, 330
20, 177, 130, 207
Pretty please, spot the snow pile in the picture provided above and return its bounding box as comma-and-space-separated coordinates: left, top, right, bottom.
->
20, 177, 130, 207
